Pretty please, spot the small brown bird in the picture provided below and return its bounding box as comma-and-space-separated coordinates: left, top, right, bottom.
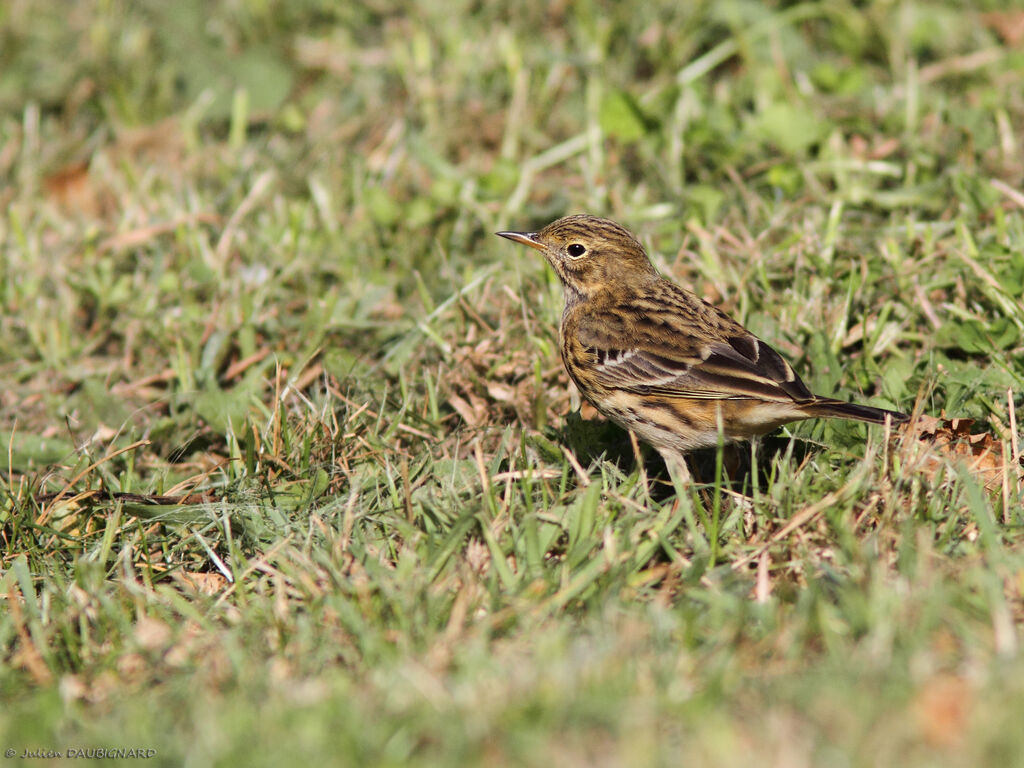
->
497, 214, 908, 483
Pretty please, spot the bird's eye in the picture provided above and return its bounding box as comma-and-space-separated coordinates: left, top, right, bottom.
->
567, 243, 587, 258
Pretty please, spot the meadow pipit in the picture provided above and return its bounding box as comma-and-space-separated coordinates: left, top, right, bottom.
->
497, 214, 908, 483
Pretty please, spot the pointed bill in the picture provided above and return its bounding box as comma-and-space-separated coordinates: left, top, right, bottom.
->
495, 230, 544, 251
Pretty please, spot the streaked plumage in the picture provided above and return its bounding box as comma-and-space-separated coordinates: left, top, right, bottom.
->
497, 214, 908, 481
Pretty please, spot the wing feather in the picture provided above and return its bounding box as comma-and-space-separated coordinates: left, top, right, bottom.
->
578, 302, 814, 404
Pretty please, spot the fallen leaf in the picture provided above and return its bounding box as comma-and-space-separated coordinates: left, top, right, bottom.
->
908, 413, 1022, 491
983, 11, 1024, 46
173, 571, 229, 595
448, 392, 484, 427
43, 161, 113, 218
913, 674, 973, 748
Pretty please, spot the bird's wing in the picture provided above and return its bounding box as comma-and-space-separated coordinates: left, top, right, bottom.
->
577, 311, 814, 404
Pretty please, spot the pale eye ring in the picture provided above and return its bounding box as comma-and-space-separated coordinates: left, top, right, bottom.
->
567, 243, 587, 258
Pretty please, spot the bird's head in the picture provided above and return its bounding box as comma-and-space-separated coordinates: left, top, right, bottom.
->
497, 214, 658, 299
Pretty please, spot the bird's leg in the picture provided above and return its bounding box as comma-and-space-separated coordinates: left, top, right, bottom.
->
658, 448, 692, 497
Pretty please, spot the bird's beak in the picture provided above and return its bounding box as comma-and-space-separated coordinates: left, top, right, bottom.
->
495, 230, 544, 251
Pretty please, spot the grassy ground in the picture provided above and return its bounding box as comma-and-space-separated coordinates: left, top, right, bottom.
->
2, 1, 1024, 765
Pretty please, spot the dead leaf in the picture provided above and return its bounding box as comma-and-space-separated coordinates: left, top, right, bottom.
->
913, 674, 973, 748
448, 392, 485, 427
173, 571, 229, 595
43, 160, 113, 218
486, 382, 516, 402
983, 12, 1024, 46
908, 414, 1022, 491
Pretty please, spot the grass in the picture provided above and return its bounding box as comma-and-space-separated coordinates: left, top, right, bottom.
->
2, 0, 1024, 765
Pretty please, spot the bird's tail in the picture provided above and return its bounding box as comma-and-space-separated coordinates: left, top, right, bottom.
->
800, 397, 909, 425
